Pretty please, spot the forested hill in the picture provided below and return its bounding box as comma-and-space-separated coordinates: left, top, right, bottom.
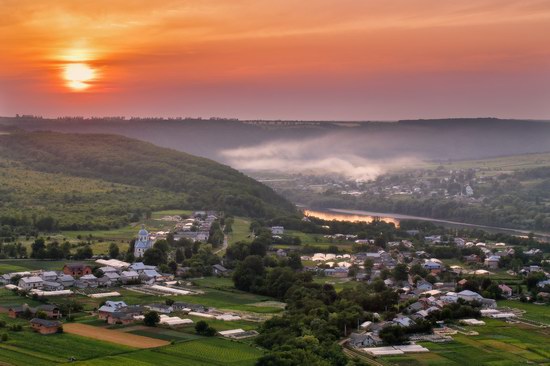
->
0, 131, 296, 223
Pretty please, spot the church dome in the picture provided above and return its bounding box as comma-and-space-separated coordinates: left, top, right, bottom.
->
138, 225, 149, 237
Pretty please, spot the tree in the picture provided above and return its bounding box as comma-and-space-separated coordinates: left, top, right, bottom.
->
392, 264, 408, 282
379, 325, 407, 345
232, 255, 265, 292
108, 243, 120, 259
30, 238, 46, 259
143, 247, 167, 266
195, 320, 217, 336
74, 245, 93, 260
175, 248, 185, 263
143, 311, 160, 327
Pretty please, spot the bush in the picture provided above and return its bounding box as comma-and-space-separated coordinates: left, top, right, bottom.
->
0, 320, 6, 328
1, 333, 7, 342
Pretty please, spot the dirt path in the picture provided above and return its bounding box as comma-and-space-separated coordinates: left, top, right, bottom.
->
63, 323, 170, 348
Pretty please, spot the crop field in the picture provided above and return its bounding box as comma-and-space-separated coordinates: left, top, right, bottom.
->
418, 152, 550, 175
498, 300, 550, 325
380, 319, 550, 366
63, 323, 170, 348
70, 338, 264, 366
0, 330, 134, 365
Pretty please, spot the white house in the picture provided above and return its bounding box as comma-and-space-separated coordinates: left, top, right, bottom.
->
18, 276, 44, 290
271, 226, 284, 235
457, 290, 483, 302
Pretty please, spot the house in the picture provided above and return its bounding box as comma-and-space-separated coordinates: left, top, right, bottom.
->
99, 266, 118, 274
140, 269, 161, 282
406, 302, 424, 313
324, 267, 349, 278
9, 304, 61, 319
57, 274, 75, 287
348, 332, 382, 347
423, 261, 442, 271
18, 276, 44, 290
42, 281, 64, 291
40, 271, 58, 282
134, 225, 154, 258
63, 263, 92, 277
80, 274, 98, 287
498, 284, 513, 297
464, 254, 481, 263
212, 264, 229, 276
484, 256, 500, 269
271, 226, 284, 235
107, 312, 135, 325
348, 332, 371, 347
120, 270, 139, 283
103, 272, 120, 282
416, 280, 433, 291
393, 316, 415, 327
457, 290, 483, 302
30, 318, 62, 335
35, 304, 62, 319
146, 304, 173, 314
98, 301, 128, 319
129, 262, 157, 273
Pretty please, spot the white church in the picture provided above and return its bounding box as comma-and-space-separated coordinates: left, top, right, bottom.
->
134, 224, 154, 258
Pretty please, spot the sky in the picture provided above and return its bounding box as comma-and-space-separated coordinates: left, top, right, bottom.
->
1, 0, 550, 120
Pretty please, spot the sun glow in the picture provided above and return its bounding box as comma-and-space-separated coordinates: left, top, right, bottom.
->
63, 63, 95, 91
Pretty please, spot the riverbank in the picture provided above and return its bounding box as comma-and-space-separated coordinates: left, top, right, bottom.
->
304, 208, 550, 241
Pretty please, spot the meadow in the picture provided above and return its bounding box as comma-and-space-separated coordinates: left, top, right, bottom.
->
380, 319, 550, 366
70, 338, 264, 366
498, 300, 550, 325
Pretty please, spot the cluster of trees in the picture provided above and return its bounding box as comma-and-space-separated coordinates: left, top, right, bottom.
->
0, 131, 296, 221
28, 238, 94, 260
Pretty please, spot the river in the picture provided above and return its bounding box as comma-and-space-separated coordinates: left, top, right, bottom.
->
303, 208, 550, 241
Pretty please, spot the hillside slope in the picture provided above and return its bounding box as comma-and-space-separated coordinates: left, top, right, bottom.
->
0, 131, 295, 230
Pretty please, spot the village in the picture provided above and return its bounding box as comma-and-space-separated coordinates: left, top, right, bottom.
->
0, 209, 548, 365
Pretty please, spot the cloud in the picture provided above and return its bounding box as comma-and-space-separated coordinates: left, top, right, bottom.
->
220, 134, 420, 180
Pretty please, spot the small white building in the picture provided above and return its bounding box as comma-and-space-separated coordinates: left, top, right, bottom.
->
18, 276, 44, 290
271, 226, 284, 235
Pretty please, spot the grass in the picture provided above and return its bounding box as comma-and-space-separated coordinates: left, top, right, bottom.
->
498, 300, 550, 325
0, 259, 91, 274
0, 329, 134, 365
70, 337, 264, 366
380, 319, 550, 366
227, 217, 252, 245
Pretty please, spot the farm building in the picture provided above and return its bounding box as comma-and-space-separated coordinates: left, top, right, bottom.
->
30, 318, 62, 335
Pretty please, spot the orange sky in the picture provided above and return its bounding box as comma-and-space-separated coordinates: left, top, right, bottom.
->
1, 0, 550, 120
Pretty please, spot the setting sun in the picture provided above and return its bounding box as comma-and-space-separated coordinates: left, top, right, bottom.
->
63, 63, 95, 91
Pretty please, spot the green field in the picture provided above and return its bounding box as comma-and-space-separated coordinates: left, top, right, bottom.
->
417, 152, 550, 176
0, 330, 134, 365
0, 259, 83, 274
498, 300, 550, 325
227, 217, 252, 245
380, 319, 550, 366
71, 338, 263, 366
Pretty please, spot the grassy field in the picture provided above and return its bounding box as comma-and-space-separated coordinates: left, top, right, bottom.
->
227, 217, 252, 245
498, 300, 550, 325
414, 152, 550, 175
0, 329, 134, 365
70, 338, 264, 366
0, 259, 86, 274
380, 319, 550, 366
